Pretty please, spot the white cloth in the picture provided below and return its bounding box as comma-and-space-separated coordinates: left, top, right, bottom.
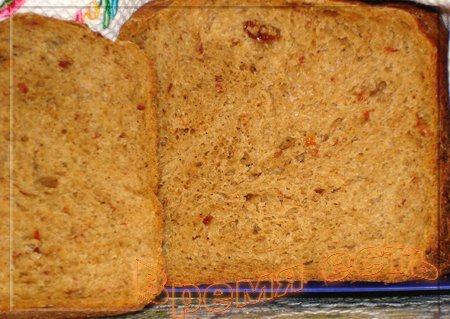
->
9, 0, 148, 39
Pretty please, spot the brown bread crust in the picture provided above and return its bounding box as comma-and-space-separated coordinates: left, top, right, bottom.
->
4, 306, 142, 319
437, 11, 450, 276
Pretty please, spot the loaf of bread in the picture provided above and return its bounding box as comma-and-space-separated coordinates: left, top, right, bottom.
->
120, 0, 449, 284
0, 14, 164, 317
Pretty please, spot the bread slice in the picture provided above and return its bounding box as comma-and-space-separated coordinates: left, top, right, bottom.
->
120, 0, 449, 284
0, 14, 164, 317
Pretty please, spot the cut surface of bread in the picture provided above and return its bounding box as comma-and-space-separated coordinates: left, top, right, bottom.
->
0, 14, 164, 317
120, 0, 449, 284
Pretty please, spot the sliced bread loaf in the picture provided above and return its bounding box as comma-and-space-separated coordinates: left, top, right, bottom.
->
120, 0, 449, 284
0, 14, 164, 317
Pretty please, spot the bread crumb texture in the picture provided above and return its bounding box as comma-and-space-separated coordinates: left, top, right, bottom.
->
120, 0, 442, 284
0, 14, 164, 315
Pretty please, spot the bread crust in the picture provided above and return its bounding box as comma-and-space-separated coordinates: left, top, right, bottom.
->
3, 306, 143, 319
437, 12, 450, 276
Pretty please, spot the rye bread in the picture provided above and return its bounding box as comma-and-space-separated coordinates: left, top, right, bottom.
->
120, 0, 449, 284
0, 14, 164, 317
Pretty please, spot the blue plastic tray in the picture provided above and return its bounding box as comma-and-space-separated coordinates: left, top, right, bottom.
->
167, 276, 450, 294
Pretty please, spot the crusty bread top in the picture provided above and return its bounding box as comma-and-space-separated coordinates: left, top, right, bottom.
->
437, 10, 450, 279
120, 0, 447, 284
0, 14, 163, 314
